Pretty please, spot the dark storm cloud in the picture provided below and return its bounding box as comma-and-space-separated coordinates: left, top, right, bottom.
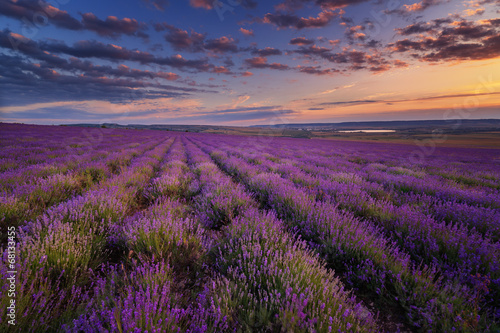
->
80, 13, 149, 40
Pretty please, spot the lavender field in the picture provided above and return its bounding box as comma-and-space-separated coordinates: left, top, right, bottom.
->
1, 123, 499, 332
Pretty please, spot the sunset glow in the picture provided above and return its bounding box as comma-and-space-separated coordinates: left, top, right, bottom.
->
0, 0, 499, 125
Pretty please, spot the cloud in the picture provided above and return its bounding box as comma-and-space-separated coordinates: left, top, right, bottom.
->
345, 25, 366, 41
240, 71, 254, 77
0, 52, 220, 110
289, 39, 395, 73
400, 0, 444, 12
320, 99, 378, 106
262, 9, 338, 29
80, 13, 149, 39
59, 59, 180, 81
318, 83, 355, 94
189, 0, 257, 10
0, 30, 216, 72
212, 65, 231, 74
189, 0, 214, 9
393, 59, 409, 67
0, 1, 149, 40
142, 0, 169, 11
295, 65, 337, 75
156, 23, 206, 52
198, 106, 297, 123
292, 43, 391, 72
0, 56, 191, 107
154, 24, 239, 54
387, 0, 446, 15
319, 91, 500, 106
0, 30, 68, 66
275, 0, 370, 11
0, 0, 82, 30
244, 56, 290, 70
3, 102, 297, 126
230, 95, 251, 108
290, 37, 315, 45
1, 30, 244, 78
244, 55, 340, 76
396, 22, 436, 35
251, 47, 283, 56
463, 8, 485, 16
390, 18, 500, 62
239, 28, 254, 36
293, 44, 333, 57
204, 36, 239, 53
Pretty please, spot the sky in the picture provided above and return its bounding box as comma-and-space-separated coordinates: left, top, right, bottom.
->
0, 0, 499, 126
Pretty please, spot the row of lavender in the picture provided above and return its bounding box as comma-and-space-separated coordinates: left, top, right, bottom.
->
189, 133, 500, 331
69, 136, 377, 332
1, 125, 174, 330
0, 123, 178, 230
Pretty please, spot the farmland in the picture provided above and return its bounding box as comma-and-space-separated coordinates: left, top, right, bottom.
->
1, 123, 499, 332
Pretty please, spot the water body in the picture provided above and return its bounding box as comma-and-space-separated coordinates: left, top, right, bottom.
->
337, 130, 396, 133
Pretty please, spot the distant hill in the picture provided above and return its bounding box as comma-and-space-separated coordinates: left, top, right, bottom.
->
250, 119, 500, 131
67, 119, 500, 132
65, 119, 500, 139
64, 123, 312, 138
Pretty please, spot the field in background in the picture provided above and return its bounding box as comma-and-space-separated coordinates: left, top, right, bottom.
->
313, 131, 500, 148
66, 119, 500, 148
1, 123, 499, 332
